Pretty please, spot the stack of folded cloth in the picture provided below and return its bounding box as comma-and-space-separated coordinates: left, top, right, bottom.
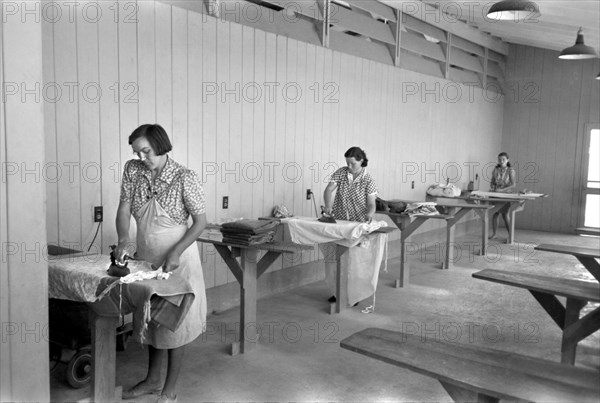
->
220, 219, 279, 246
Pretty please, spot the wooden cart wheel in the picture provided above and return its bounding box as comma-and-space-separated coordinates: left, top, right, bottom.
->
66, 348, 92, 388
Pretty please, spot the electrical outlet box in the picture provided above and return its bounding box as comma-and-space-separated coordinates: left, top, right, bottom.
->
94, 206, 103, 222
223, 196, 229, 209
306, 189, 312, 200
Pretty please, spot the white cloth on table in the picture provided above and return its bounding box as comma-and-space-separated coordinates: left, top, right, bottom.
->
284, 217, 388, 306
284, 216, 386, 247
471, 190, 544, 199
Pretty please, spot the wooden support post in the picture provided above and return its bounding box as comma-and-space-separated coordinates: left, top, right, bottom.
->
483, 47, 489, 87
394, 9, 402, 66
445, 32, 452, 79
318, 0, 330, 48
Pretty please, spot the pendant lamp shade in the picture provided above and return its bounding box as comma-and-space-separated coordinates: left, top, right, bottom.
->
596, 73, 600, 80
487, 0, 541, 20
559, 28, 598, 60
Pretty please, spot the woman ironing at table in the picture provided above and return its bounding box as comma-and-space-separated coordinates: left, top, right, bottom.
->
323, 146, 378, 223
322, 147, 380, 305
489, 151, 517, 239
114, 124, 207, 403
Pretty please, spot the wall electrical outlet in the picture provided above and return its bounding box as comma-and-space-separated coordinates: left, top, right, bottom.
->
94, 206, 103, 222
306, 189, 312, 200
222, 196, 229, 209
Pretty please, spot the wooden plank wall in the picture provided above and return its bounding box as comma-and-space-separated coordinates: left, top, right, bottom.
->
42, 0, 503, 289
502, 44, 600, 233
1, 5, 49, 400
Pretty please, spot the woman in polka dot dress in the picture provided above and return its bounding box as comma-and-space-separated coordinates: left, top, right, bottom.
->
323, 146, 378, 223
114, 124, 207, 403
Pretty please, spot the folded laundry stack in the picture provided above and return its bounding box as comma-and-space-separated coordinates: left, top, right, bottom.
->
220, 219, 279, 246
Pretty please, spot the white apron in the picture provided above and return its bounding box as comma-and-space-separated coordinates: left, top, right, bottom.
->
134, 198, 207, 349
321, 233, 387, 306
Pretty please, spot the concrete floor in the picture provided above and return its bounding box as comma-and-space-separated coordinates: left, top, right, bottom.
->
51, 229, 600, 402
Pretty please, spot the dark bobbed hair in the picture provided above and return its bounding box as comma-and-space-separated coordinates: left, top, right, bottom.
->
128, 124, 173, 156
497, 151, 511, 168
344, 146, 368, 167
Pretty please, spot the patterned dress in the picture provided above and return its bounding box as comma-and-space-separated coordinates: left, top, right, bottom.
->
120, 157, 207, 348
330, 167, 378, 222
491, 166, 515, 191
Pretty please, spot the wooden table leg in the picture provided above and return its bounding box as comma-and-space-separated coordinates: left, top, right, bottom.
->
576, 256, 600, 282
444, 223, 455, 270
394, 216, 425, 288
508, 209, 516, 245
474, 209, 489, 256
561, 298, 588, 365
397, 236, 410, 288
443, 209, 469, 270
90, 312, 119, 402
240, 249, 259, 354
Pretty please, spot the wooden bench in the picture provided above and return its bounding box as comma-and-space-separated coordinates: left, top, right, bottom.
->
340, 327, 600, 402
472, 269, 600, 364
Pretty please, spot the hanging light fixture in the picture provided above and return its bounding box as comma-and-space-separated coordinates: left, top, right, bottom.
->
487, 0, 541, 21
596, 73, 600, 80
559, 28, 598, 60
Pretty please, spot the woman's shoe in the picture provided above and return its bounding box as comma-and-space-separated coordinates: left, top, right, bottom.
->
155, 394, 178, 403
122, 381, 162, 399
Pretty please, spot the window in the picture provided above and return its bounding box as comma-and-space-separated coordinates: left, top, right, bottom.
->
582, 128, 599, 228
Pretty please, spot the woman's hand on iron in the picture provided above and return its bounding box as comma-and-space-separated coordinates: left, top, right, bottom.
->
115, 240, 134, 263
162, 251, 180, 272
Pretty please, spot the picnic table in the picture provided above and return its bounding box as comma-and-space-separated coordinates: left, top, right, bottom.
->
472, 269, 600, 365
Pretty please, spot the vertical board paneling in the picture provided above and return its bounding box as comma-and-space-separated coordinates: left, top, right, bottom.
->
172, 6, 188, 167
226, 22, 243, 282
118, 0, 139, 175
262, 32, 279, 273
502, 44, 600, 233
198, 14, 217, 287
214, 19, 230, 286
252, 30, 266, 219
137, 0, 156, 124
262, 31, 277, 215
76, 7, 102, 253
241, 25, 255, 219
42, 19, 58, 245
98, 1, 122, 252
53, 5, 81, 246
155, 1, 173, 149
